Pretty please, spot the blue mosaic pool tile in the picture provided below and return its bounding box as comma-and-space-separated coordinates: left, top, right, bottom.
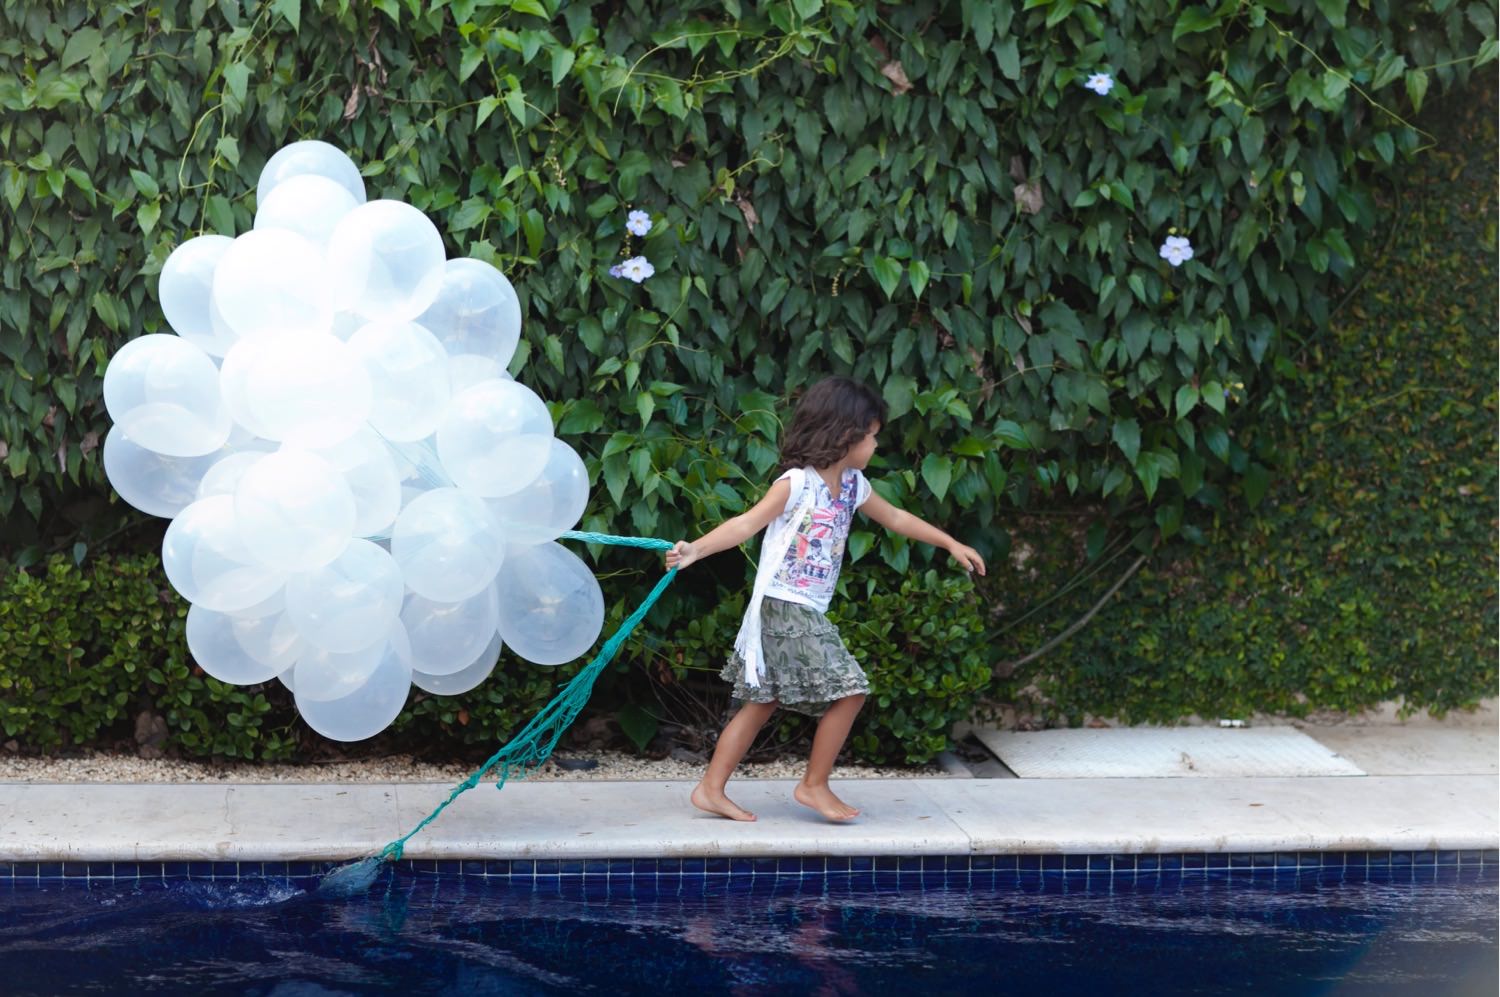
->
2, 851, 1496, 883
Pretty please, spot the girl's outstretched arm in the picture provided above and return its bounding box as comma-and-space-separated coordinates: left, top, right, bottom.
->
665, 478, 793, 571
859, 491, 987, 575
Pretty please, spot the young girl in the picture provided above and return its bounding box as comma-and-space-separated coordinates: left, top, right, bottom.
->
666, 377, 986, 823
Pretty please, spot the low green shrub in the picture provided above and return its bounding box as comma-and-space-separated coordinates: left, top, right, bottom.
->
0, 552, 585, 761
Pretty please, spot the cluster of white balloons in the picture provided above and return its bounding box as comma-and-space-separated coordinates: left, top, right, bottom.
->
102, 140, 605, 742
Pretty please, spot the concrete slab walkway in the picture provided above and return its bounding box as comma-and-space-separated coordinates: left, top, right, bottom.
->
1, 773, 1494, 863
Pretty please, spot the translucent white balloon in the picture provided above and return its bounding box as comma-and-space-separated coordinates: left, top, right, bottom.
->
218, 337, 280, 440
102, 334, 232, 457
416, 258, 522, 366
197, 451, 269, 500
311, 429, 401, 538
159, 235, 238, 356
211, 229, 334, 341
436, 378, 553, 497
285, 539, 404, 653
295, 624, 413, 743
234, 449, 355, 571
412, 632, 501, 696
448, 354, 510, 394
494, 542, 604, 666
185, 601, 303, 685
229, 332, 372, 448
254, 173, 360, 248
326, 200, 446, 321
104, 425, 226, 518
161, 496, 286, 612
346, 320, 451, 442
401, 584, 499, 677
485, 439, 590, 546
257, 140, 366, 206
293, 620, 404, 703
391, 487, 505, 602
186, 603, 283, 685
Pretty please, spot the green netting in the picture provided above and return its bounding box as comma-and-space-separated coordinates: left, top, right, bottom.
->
319, 530, 675, 896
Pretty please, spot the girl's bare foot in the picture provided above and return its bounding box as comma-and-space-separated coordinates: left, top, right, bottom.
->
793, 781, 860, 821
690, 782, 757, 821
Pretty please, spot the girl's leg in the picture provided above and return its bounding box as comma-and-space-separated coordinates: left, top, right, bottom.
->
794, 693, 866, 821
691, 699, 778, 821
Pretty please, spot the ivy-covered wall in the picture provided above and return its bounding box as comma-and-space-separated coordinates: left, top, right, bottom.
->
984, 83, 1499, 726
0, 1, 1494, 760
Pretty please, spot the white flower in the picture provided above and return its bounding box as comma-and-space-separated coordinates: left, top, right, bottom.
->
620, 255, 655, 283
625, 210, 652, 237
1159, 235, 1194, 267
1084, 72, 1115, 95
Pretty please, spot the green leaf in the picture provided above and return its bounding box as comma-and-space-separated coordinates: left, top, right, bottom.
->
1242, 461, 1270, 508
476, 95, 502, 127
550, 47, 576, 86
61, 28, 103, 69
1175, 383, 1199, 417
1313, 0, 1347, 27
994, 37, 1020, 80
522, 208, 544, 258
504, 87, 527, 124
636, 391, 655, 427
223, 62, 250, 106
128, 169, 159, 199
844, 147, 880, 189
921, 454, 953, 500
1370, 52, 1407, 91
1112, 418, 1141, 463
271, 0, 301, 32
459, 46, 485, 83
1238, 116, 1264, 164
1404, 69, 1429, 113
871, 256, 903, 299
908, 260, 930, 299
614, 703, 658, 752
994, 419, 1031, 450
1172, 7, 1221, 41
137, 200, 161, 236
1203, 424, 1230, 462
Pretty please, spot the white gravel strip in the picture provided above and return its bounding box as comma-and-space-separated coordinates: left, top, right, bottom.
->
0, 750, 944, 785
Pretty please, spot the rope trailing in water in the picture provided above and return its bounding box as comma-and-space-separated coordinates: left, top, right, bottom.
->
375, 529, 676, 865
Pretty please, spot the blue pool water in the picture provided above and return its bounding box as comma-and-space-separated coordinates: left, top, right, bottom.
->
1, 859, 1494, 995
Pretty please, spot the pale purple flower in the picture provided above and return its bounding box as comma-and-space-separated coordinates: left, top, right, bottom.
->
625, 209, 652, 237
608, 263, 624, 278
1159, 235, 1194, 267
619, 256, 655, 283
1084, 72, 1115, 95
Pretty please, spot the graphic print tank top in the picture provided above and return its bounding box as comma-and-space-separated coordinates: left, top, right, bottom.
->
762, 466, 872, 613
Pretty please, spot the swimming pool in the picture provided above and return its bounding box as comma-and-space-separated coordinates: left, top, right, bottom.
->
2, 851, 1494, 995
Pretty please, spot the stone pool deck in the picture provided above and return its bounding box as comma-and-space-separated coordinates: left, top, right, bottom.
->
1, 722, 1494, 863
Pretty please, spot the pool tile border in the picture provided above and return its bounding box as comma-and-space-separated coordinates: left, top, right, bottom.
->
3, 849, 1495, 884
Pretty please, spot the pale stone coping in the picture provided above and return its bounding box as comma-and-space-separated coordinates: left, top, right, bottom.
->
1, 776, 1494, 863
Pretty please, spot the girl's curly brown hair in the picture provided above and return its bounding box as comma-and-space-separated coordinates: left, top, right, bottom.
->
777, 377, 887, 473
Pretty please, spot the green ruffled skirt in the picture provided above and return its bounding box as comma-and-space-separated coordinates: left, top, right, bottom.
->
722, 597, 870, 717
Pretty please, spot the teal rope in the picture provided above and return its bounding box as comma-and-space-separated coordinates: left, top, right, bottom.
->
376, 530, 676, 864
